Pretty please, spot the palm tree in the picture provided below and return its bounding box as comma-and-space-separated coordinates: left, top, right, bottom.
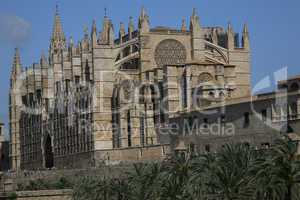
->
159, 155, 193, 200
127, 162, 163, 200
255, 138, 300, 200
188, 153, 217, 200
189, 143, 258, 200
71, 140, 300, 200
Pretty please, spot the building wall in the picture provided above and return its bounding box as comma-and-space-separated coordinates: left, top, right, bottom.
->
0, 141, 9, 171
0, 123, 9, 171
9, 190, 72, 200
169, 92, 300, 154
9, 8, 251, 170
94, 145, 170, 166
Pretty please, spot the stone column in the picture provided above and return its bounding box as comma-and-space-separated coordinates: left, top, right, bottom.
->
92, 45, 115, 150
163, 65, 182, 119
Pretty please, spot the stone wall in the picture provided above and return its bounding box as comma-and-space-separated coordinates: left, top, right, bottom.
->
52, 145, 170, 168
169, 92, 300, 153
54, 152, 94, 169
0, 190, 72, 200
0, 167, 133, 193
94, 145, 170, 166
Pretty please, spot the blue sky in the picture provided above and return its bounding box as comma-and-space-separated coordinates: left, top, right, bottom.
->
0, 0, 300, 136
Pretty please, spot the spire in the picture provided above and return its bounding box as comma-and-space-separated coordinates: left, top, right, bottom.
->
212, 28, 218, 44
227, 22, 235, 50
91, 20, 98, 46
40, 51, 48, 67
83, 25, 89, 39
120, 22, 125, 35
109, 20, 115, 45
50, 4, 66, 52
69, 36, 74, 47
13, 48, 21, 68
181, 19, 187, 31
189, 8, 205, 61
138, 7, 150, 33
104, 7, 108, 18
92, 19, 97, 34
82, 26, 90, 51
119, 22, 125, 43
242, 23, 250, 50
128, 16, 135, 38
243, 23, 249, 34
52, 5, 65, 40
192, 7, 197, 18
12, 48, 22, 76
141, 7, 146, 18
228, 22, 233, 33
99, 15, 114, 45
190, 8, 201, 34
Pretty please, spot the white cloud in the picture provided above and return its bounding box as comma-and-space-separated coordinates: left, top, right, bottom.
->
0, 14, 31, 46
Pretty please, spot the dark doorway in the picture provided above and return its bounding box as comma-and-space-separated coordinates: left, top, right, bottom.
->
45, 135, 54, 169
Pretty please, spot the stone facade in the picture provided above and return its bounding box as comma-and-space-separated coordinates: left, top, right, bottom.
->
0, 190, 72, 200
9, 7, 251, 170
0, 121, 9, 171
169, 77, 300, 155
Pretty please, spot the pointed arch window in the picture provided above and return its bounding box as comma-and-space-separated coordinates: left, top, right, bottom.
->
181, 69, 188, 109
127, 110, 132, 147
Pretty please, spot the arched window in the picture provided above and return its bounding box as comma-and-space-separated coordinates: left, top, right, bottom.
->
85, 60, 90, 82
44, 135, 54, 169
150, 85, 158, 125
181, 70, 188, 109
158, 82, 165, 123
112, 88, 121, 148
140, 113, 145, 146
127, 110, 132, 147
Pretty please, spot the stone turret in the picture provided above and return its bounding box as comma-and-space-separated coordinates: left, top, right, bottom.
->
242, 23, 250, 50
138, 7, 150, 33
9, 48, 23, 170
190, 8, 200, 32
181, 19, 187, 32
189, 8, 205, 61
50, 5, 66, 54
227, 22, 235, 50
99, 15, 114, 45
40, 52, 51, 100
81, 26, 90, 51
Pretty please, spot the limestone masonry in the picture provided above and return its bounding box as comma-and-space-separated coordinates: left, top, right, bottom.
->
12, 6, 289, 170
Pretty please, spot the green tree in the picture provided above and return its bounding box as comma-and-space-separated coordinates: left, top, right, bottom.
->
189, 144, 258, 200
255, 138, 300, 200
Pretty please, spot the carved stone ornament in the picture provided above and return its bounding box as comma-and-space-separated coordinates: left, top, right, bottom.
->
155, 39, 187, 67
198, 72, 213, 83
